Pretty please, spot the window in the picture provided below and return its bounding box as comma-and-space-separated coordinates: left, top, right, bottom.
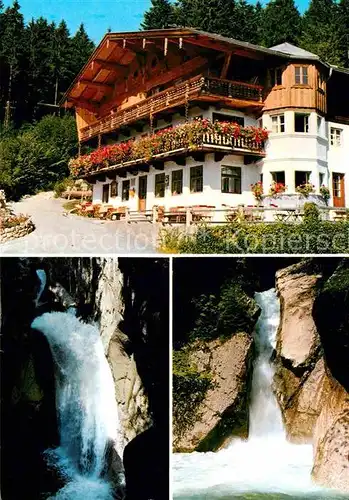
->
272, 67, 283, 86
295, 66, 308, 85
212, 113, 244, 126
295, 171, 311, 187
110, 181, 118, 198
319, 173, 325, 187
221, 166, 241, 194
122, 180, 130, 201
155, 173, 165, 198
171, 170, 183, 195
271, 171, 285, 185
330, 127, 342, 147
271, 114, 285, 133
190, 165, 203, 193
102, 184, 110, 203
317, 116, 322, 134
295, 113, 309, 133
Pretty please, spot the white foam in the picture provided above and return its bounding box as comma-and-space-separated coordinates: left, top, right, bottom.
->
32, 311, 123, 499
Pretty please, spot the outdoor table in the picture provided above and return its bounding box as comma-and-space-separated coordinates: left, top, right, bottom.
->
274, 209, 303, 222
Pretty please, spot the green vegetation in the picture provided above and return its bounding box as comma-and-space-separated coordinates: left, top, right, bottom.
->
190, 283, 258, 342
0, 115, 78, 200
160, 218, 349, 254
173, 348, 213, 444
143, 0, 349, 67
0, 2, 94, 128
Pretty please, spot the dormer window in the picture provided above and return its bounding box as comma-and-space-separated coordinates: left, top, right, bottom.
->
295, 66, 308, 85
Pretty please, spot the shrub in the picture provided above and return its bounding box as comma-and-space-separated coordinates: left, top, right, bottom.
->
161, 220, 349, 254
54, 178, 74, 198
303, 202, 320, 223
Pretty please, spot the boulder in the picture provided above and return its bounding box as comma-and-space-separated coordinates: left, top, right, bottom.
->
276, 262, 322, 368
174, 332, 253, 452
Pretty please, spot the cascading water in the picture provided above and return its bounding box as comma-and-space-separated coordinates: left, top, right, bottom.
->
31, 270, 124, 500
173, 289, 343, 499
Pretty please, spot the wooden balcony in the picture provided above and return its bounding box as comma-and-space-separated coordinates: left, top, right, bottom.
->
71, 126, 266, 180
79, 75, 264, 142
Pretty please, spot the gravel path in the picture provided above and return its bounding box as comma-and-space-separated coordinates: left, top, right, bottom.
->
1, 193, 160, 255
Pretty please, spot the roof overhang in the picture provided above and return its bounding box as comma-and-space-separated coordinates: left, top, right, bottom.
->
60, 27, 349, 110
60, 28, 286, 109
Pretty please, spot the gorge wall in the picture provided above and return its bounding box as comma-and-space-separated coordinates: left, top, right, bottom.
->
274, 260, 349, 493
173, 257, 349, 494
0, 258, 169, 500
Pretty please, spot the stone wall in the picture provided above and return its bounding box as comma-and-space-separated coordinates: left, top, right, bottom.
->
0, 218, 35, 243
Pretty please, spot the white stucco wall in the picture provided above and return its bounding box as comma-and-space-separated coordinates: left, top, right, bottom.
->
327, 121, 349, 206
91, 105, 349, 211
92, 153, 259, 211
261, 111, 330, 194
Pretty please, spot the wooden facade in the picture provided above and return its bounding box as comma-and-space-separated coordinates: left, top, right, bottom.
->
61, 28, 347, 147
264, 63, 327, 114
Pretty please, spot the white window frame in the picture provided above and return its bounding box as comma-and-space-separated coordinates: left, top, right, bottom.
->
330, 127, 342, 147
295, 113, 310, 133
295, 66, 309, 85
271, 114, 285, 133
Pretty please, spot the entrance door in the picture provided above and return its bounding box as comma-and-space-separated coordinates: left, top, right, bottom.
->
102, 184, 110, 203
138, 176, 147, 211
332, 173, 345, 207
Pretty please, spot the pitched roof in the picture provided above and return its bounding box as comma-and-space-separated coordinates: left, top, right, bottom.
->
269, 42, 319, 59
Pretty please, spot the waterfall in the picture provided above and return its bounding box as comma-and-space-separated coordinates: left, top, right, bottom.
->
35, 269, 47, 307
173, 289, 340, 499
31, 281, 123, 499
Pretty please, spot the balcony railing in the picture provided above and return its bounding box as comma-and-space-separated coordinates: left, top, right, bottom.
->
202, 77, 263, 102
70, 120, 268, 179
80, 75, 264, 142
202, 132, 263, 152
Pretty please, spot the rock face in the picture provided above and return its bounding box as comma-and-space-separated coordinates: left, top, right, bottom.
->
312, 373, 349, 493
275, 260, 349, 493
174, 332, 253, 452
274, 262, 323, 441
276, 262, 321, 368
94, 259, 151, 446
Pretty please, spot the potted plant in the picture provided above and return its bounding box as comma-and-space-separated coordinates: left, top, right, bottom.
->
319, 185, 330, 205
296, 183, 315, 197
269, 181, 286, 196
251, 181, 264, 204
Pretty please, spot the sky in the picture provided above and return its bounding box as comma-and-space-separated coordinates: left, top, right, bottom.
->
3, 0, 310, 44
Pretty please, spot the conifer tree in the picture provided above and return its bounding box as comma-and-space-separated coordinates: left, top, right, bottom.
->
0, 0, 26, 126
339, 0, 349, 67
141, 0, 175, 29
70, 23, 95, 77
50, 20, 72, 105
261, 0, 301, 47
300, 0, 343, 65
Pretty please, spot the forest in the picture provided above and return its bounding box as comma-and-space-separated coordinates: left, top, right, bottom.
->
0, 0, 348, 200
